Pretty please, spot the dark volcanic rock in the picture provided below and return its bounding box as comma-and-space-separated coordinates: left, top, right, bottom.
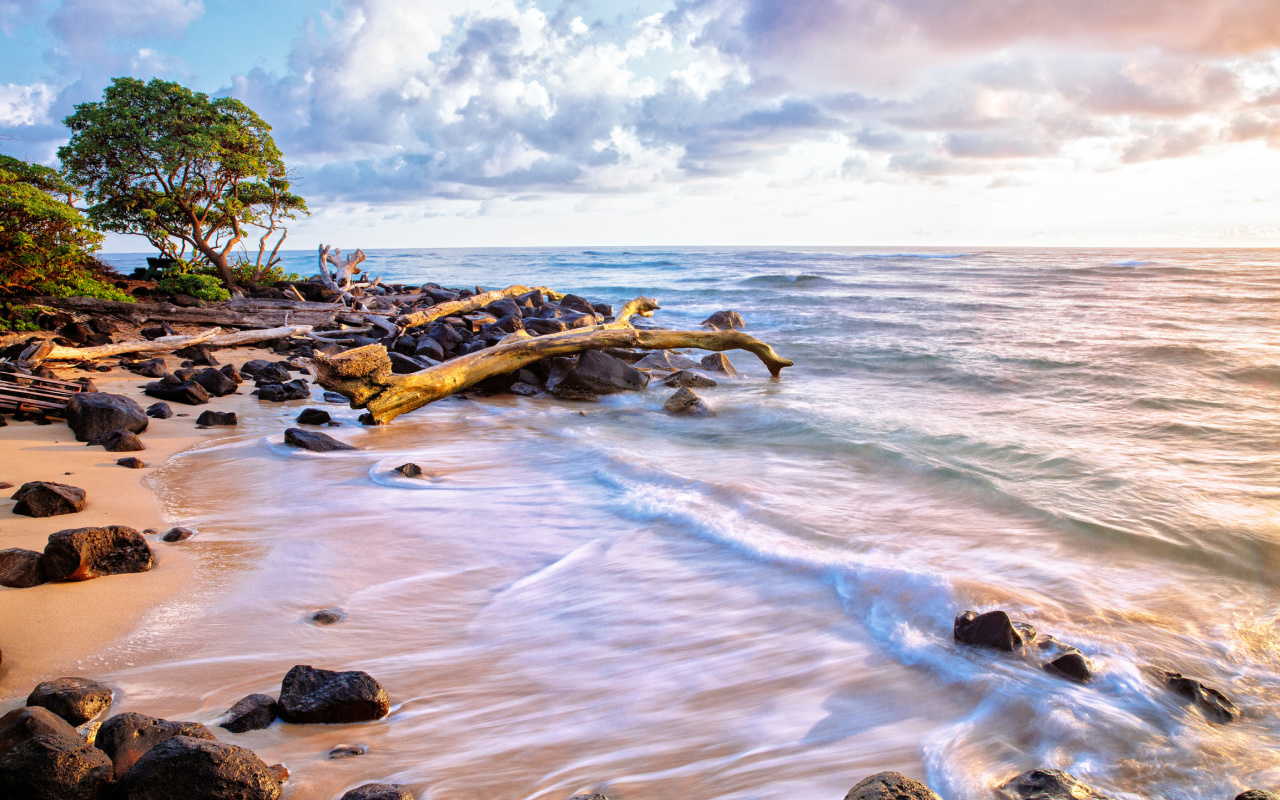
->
219, 694, 278, 734
559, 294, 596, 315
27, 678, 112, 725
145, 402, 173, 419
0, 548, 47, 587
284, 428, 356, 452
310, 608, 344, 625
220, 364, 242, 384
296, 408, 331, 426
240, 360, 291, 384
116, 457, 147, 469
0, 732, 113, 800
663, 387, 714, 416
701, 310, 746, 330
42, 526, 153, 581
549, 350, 649, 399
523, 317, 568, 336
65, 392, 148, 442
700, 352, 738, 375
389, 352, 433, 374
144, 379, 209, 405
844, 772, 941, 800
277, 664, 391, 724
634, 351, 702, 372
1237, 792, 1280, 800
12, 481, 86, 518
161, 527, 195, 543
88, 430, 145, 452
112, 735, 281, 800
195, 411, 237, 426
256, 379, 310, 402
96, 712, 216, 779
174, 345, 219, 366
129, 357, 168, 377
663, 370, 717, 389
1159, 670, 1239, 723
192, 367, 237, 397
394, 463, 423, 478
414, 337, 445, 361
999, 768, 1114, 800
0, 706, 81, 758
1043, 652, 1093, 684
341, 783, 416, 800
954, 609, 1022, 652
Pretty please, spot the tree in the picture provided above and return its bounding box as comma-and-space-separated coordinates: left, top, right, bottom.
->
58, 77, 306, 291
0, 153, 125, 300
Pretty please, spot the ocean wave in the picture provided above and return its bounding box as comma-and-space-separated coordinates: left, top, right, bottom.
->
740, 273, 833, 287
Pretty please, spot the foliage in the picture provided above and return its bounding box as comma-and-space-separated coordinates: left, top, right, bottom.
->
156, 272, 230, 302
58, 77, 307, 290
0, 303, 41, 332
0, 154, 123, 300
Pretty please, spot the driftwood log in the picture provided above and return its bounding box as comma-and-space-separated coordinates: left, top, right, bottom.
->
397, 284, 565, 331
33, 296, 338, 328
40, 325, 314, 362
316, 296, 793, 424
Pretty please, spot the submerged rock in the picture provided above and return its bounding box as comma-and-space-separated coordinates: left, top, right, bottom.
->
548, 350, 649, 399
663, 387, 714, 416
328, 744, 366, 759
633, 351, 702, 372
27, 678, 112, 725
42, 526, 153, 581
701, 310, 746, 330
284, 428, 356, 452
662, 370, 718, 389
112, 735, 281, 800
12, 481, 86, 518
161, 527, 195, 543
1158, 670, 1239, 723
96, 712, 216, 779
1043, 652, 1093, 684
998, 768, 1114, 800
65, 393, 148, 442
277, 664, 390, 724
296, 408, 331, 426
954, 609, 1022, 652
341, 783, 416, 800
0, 732, 113, 800
219, 694, 278, 734
394, 463, 423, 478
700, 352, 738, 375
88, 429, 144, 452
0, 548, 47, 588
309, 608, 344, 625
844, 772, 941, 800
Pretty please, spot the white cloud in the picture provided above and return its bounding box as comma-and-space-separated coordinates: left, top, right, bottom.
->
0, 82, 55, 126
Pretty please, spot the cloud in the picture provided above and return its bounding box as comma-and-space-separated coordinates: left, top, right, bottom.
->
0, 0, 42, 36
0, 82, 55, 126
49, 0, 204, 49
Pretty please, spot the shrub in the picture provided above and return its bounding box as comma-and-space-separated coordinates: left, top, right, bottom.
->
156, 272, 230, 302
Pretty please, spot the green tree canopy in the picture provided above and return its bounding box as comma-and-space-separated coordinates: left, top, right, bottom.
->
59, 77, 307, 290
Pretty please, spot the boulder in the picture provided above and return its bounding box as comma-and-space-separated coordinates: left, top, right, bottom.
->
0, 733, 113, 800
95, 712, 216, 779
257, 379, 310, 402
27, 678, 112, 725
12, 481, 87, 518
129, 357, 168, 377
296, 408, 332, 426
634, 351, 702, 372
195, 411, 237, 427
341, 784, 416, 800
0, 548, 47, 588
664, 387, 714, 416
241, 360, 291, 384
389, 352, 433, 374
954, 609, 1022, 652
701, 310, 746, 330
1237, 793, 1280, 800
88, 430, 144, 452
0, 706, 82, 758
548, 350, 649, 400
559, 294, 596, 315
1159, 670, 1238, 723
145, 402, 173, 420
663, 370, 717, 389
844, 772, 941, 800
1043, 652, 1093, 684
112, 735, 281, 800
524, 317, 569, 336
65, 393, 148, 442
284, 428, 356, 452
116, 457, 147, 469
219, 694, 278, 734
998, 768, 1113, 799
144, 379, 209, 406
161, 527, 195, 543
413, 337, 445, 362
394, 463, 423, 478
220, 364, 242, 384
42, 526, 153, 581
510, 381, 540, 396
192, 367, 237, 397
277, 664, 391, 724
700, 352, 738, 375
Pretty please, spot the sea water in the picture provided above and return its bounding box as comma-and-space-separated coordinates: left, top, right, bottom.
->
95, 248, 1280, 799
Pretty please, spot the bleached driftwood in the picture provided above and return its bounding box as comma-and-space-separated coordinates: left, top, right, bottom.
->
41, 325, 314, 361
397, 284, 565, 330
316, 296, 793, 423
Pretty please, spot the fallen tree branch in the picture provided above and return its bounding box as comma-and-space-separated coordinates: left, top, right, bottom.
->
41, 324, 314, 361
397, 284, 565, 330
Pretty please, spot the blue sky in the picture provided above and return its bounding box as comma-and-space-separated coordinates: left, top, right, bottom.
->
2, 0, 1280, 250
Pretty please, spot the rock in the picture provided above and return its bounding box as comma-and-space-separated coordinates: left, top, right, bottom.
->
701, 310, 746, 330
220, 364, 242, 384
1237, 792, 1280, 800
76, 721, 100, 746
195, 411, 237, 426
310, 608, 344, 625
112, 735, 281, 800
27, 678, 112, 725
389, 352, 433, 374
116, 457, 147, 469
510, 381, 540, 396
559, 294, 597, 315
414, 337, 445, 362
241, 360, 291, 383
145, 402, 172, 419
0, 548, 47, 588
549, 350, 649, 399
296, 408, 331, 426
1159, 670, 1239, 723
700, 352, 738, 375
139, 327, 170, 340
569, 795, 609, 800
219, 694, 278, 734
256, 379, 310, 402
394, 463, 423, 478
284, 428, 356, 452
267, 763, 289, 783
277, 664, 391, 724
96, 712, 217, 779
634, 351, 703, 372
663, 370, 717, 389
998, 768, 1114, 799
341, 783, 416, 800
328, 744, 366, 758
144, 379, 210, 405
663, 387, 715, 416
129, 357, 168, 377
0, 706, 82, 758
954, 609, 1022, 652
524, 317, 569, 336
58, 321, 93, 344
161, 527, 195, 543
65, 392, 148, 442
192, 367, 237, 397
12, 481, 87, 517
174, 345, 219, 366
1043, 652, 1093, 684
88, 429, 145, 452
42, 526, 153, 581
323, 391, 348, 404
88, 318, 116, 336
844, 772, 941, 800
0, 733, 113, 800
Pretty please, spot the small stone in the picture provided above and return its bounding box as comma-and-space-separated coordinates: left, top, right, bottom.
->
26, 678, 113, 726
116, 457, 147, 469
195, 410, 237, 426
161, 527, 195, 543
328, 744, 367, 759
267, 763, 289, 783
663, 387, 715, 416
323, 391, 347, 403
1043, 652, 1093, 683
296, 408, 331, 425
700, 352, 738, 375
284, 428, 356, 452
341, 783, 415, 800
309, 608, 344, 625
87, 429, 145, 452
0, 548, 47, 588
843, 772, 941, 800
954, 609, 1022, 652
219, 694, 278, 734
145, 402, 173, 419
11, 481, 86, 518
75, 721, 100, 746
394, 463, 423, 478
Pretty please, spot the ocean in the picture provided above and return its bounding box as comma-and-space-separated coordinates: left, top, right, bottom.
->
97, 247, 1280, 798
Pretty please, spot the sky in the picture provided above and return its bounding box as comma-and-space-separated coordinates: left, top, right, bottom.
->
1, 0, 1280, 250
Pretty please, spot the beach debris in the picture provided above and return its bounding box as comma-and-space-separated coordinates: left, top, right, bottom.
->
219, 694, 278, 734
38, 323, 316, 362
0, 725, 113, 800
112, 735, 281, 800
342, 783, 416, 800
634, 351, 701, 372
65, 392, 148, 442
116, 457, 147, 469
0, 548, 46, 587
195, 411, 237, 427
161, 527, 196, 543
844, 772, 941, 800
394, 463, 423, 478
664, 387, 715, 416
955, 609, 1022, 652
256, 379, 310, 402
27, 678, 113, 726
310, 608, 345, 625
11, 481, 87, 518
88, 429, 145, 452
145, 402, 172, 419
701, 310, 746, 330
277, 665, 391, 724
663, 370, 717, 389
1152, 669, 1238, 723
296, 408, 331, 425
998, 768, 1114, 800
328, 744, 367, 759
96, 713, 217, 779
42, 526, 153, 581
285, 428, 355, 453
